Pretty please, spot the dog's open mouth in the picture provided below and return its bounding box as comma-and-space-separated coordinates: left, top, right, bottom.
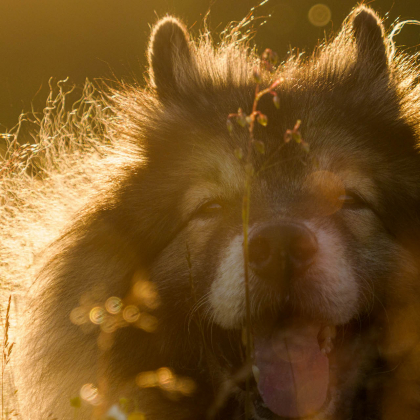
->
253, 321, 336, 418
235, 319, 338, 419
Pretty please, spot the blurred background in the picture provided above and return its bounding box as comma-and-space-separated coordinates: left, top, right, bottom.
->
1, 0, 419, 130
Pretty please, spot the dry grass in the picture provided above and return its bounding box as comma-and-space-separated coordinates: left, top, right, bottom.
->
0, 78, 120, 419
0, 78, 118, 294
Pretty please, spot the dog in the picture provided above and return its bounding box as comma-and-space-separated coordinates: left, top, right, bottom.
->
5, 4, 420, 420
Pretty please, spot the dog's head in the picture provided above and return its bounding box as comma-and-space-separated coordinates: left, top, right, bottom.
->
112, 6, 420, 419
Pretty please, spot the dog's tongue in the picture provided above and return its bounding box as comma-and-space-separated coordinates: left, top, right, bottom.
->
254, 323, 329, 418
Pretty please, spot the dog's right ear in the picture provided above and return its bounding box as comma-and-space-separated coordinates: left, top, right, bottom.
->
351, 6, 389, 77
148, 17, 194, 98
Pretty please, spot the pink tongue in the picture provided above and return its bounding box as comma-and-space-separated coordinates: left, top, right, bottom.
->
254, 323, 329, 418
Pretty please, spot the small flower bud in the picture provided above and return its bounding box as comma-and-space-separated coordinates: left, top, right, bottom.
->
253, 140, 265, 154
253, 67, 262, 84
292, 132, 302, 143
262, 48, 272, 62
236, 108, 247, 127
257, 113, 268, 127
262, 48, 279, 68
284, 129, 292, 143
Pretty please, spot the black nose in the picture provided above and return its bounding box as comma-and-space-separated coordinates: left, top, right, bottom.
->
248, 222, 318, 280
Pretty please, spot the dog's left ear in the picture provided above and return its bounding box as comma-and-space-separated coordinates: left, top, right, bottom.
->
351, 6, 389, 75
148, 16, 195, 98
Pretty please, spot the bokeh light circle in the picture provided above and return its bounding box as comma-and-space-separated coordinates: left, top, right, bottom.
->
100, 316, 118, 333
80, 383, 102, 405
70, 307, 87, 325
138, 313, 158, 332
105, 296, 122, 314
123, 305, 140, 323
308, 4, 331, 27
177, 377, 196, 395
89, 306, 106, 324
136, 371, 158, 388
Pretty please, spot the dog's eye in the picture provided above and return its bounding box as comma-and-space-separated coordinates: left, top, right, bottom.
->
194, 201, 223, 218
339, 191, 366, 209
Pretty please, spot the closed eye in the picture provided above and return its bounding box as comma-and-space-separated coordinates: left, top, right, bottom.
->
338, 190, 368, 210
193, 200, 223, 218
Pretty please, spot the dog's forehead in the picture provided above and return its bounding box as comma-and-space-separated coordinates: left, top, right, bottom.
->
181, 137, 379, 215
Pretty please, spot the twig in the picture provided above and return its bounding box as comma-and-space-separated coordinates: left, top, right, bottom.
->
2, 296, 14, 420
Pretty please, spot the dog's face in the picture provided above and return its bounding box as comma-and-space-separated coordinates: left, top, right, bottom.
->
145, 132, 418, 418
111, 7, 420, 420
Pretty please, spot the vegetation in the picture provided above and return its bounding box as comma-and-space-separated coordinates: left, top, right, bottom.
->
227, 48, 307, 419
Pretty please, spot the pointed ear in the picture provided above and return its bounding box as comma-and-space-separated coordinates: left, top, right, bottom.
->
351, 6, 389, 75
148, 17, 194, 98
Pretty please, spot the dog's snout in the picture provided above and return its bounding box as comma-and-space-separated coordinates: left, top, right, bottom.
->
248, 222, 318, 280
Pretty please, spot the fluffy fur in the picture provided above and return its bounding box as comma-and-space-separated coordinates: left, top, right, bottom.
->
3, 5, 420, 420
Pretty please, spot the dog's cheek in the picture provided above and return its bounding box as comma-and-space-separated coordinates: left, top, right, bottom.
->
304, 223, 361, 323
343, 211, 408, 303
149, 219, 221, 312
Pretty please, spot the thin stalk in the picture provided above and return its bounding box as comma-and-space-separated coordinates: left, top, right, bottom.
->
1, 296, 12, 420
242, 82, 261, 420
242, 175, 252, 419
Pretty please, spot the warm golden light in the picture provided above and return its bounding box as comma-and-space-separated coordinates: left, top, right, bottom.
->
136, 368, 196, 396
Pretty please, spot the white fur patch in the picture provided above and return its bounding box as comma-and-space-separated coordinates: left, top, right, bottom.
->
210, 234, 247, 328
305, 221, 359, 323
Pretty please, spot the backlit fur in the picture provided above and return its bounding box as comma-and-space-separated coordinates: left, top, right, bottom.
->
2, 5, 420, 420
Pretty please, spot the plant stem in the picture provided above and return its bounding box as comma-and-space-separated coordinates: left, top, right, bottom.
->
241, 82, 261, 420
242, 175, 252, 420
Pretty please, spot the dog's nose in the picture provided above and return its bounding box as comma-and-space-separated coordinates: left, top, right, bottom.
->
248, 222, 318, 280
